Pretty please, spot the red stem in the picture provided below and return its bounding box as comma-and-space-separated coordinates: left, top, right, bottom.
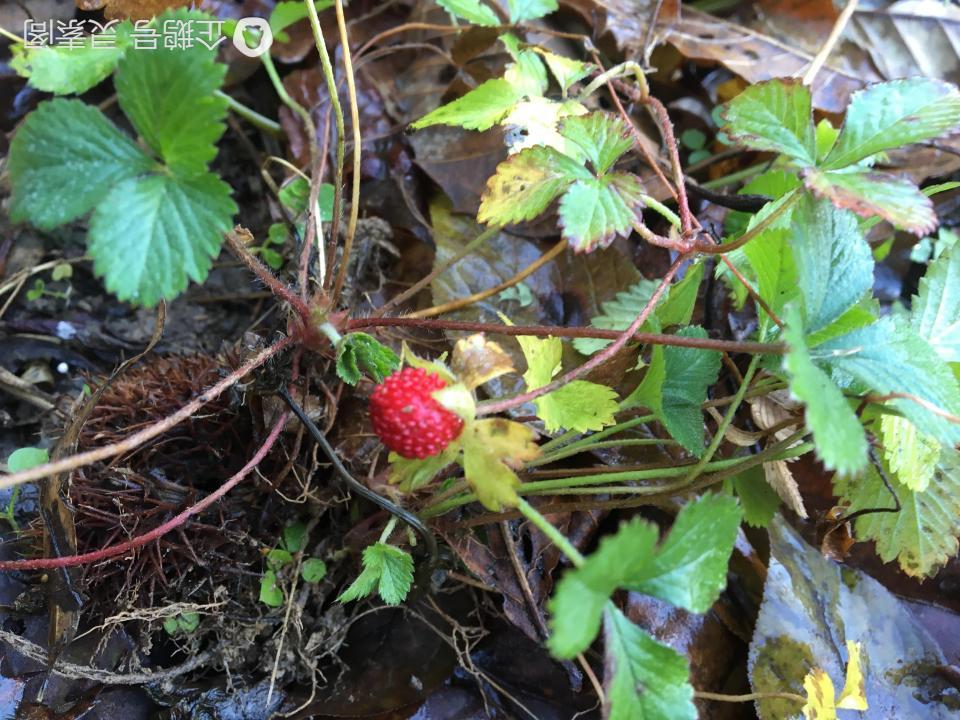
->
0, 414, 288, 571
346, 317, 782, 355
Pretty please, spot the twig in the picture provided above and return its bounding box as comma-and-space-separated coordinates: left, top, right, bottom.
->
408, 238, 565, 319
0, 413, 288, 570
695, 690, 805, 704
803, 0, 859, 86
329, 0, 363, 307
345, 317, 784, 355
0, 336, 293, 490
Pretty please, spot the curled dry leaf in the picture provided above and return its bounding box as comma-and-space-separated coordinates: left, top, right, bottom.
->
451, 333, 515, 390
750, 393, 807, 518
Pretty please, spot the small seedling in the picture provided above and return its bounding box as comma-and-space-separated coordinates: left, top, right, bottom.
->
259, 522, 328, 607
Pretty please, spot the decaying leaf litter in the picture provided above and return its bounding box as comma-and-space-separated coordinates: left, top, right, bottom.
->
1, 0, 960, 717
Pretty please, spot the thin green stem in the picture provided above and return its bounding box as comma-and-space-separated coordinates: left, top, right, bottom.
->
215, 90, 282, 136
580, 61, 648, 100
0, 25, 23, 43
537, 415, 656, 456
261, 53, 317, 167
528, 438, 677, 468
516, 498, 586, 567
700, 190, 799, 255
378, 516, 398, 543
700, 164, 767, 190
304, 0, 346, 293
641, 195, 682, 229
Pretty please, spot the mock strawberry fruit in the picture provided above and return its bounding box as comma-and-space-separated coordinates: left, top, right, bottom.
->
369, 367, 465, 459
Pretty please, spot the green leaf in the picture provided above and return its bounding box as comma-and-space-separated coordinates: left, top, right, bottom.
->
267, 548, 293, 568
572, 263, 703, 356
6, 447, 49, 473
603, 604, 696, 720
514, 332, 618, 431
558, 174, 644, 253
803, 168, 936, 235
791, 195, 874, 333
822, 79, 960, 170
814, 319, 960, 447
731, 466, 781, 528
283, 522, 307, 552
560, 112, 634, 175
536, 49, 592, 94
782, 305, 869, 475
504, 50, 548, 98
88, 173, 236, 306
8, 99, 154, 230
388, 444, 460, 491
743, 224, 796, 321
834, 448, 960, 578
548, 518, 659, 658
163, 617, 179, 635
270, 0, 334, 36
880, 415, 940, 493
338, 542, 414, 606
115, 10, 228, 176
536, 381, 619, 433
278, 178, 335, 221
10, 22, 132, 95
626, 494, 742, 612
301, 558, 328, 583
259, 570, 285, 607
722, 79, 816, 166
411, 78, 521, 131
478, 146, 589, 226
507, 0, 557, 23
178, 612, 200, 633
912, 246, 960, 363
436, 0, 500, 25
336, 333, 400, 385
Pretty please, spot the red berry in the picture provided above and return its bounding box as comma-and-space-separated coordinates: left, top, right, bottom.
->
369, 367, 465, 459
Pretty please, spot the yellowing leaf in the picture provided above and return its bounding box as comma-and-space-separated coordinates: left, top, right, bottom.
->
451, 334, 515, 390
801, 668, 837, 720
432, 383, 476, 423
881, 415, 940, 492
517, 332, 562, 388
388, 444, 461, 491
837, 641, 868, 711
502, 97, 587, 156
533, 49, 593, 95
462, 418, 539, 510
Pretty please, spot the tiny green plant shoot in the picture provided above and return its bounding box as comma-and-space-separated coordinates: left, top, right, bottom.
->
6, 0, 960, 717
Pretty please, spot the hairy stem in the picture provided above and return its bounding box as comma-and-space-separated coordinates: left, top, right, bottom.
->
516, 498, 586, 567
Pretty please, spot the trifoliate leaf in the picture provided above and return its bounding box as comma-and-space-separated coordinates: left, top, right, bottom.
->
791, 195, 874, 334
783, 306, 869, 475
834, 448, 960, 578
478, 146, 589, 226
803, 168, 936, 235
411, 79, 521, 131
623, 327, 721, 456
278, 177, 335, 221
88, 173, 236, 306
6, 447, 49, 472
115, 10, 228, 176
603, 604, 697, 720
8, 99, 155, 230
461, 418, 539, 510
548, 518, 659, 658
11, 21, 132, 95
813, 319, 960, 447
436, 0, 499, 25
722, 79, 816, 166
880, 415, 940, 493
625, 493, 742, 613
912, 246, 960, 363
534, 49, 592, 94
731, 466, 781, 528
514, 333, 618, 431
558, 173, 644, 253
822, 79, 960, 170
572, 263, 703, 355
559, 112, 634, 174
300, 558, 328, 583
507, 0, 557, 23
336, 333, 400, 385
451, 334, 515, 389
339, 542, 414, 605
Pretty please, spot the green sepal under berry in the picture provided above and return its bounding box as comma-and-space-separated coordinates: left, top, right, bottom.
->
336, 333, 400, 385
